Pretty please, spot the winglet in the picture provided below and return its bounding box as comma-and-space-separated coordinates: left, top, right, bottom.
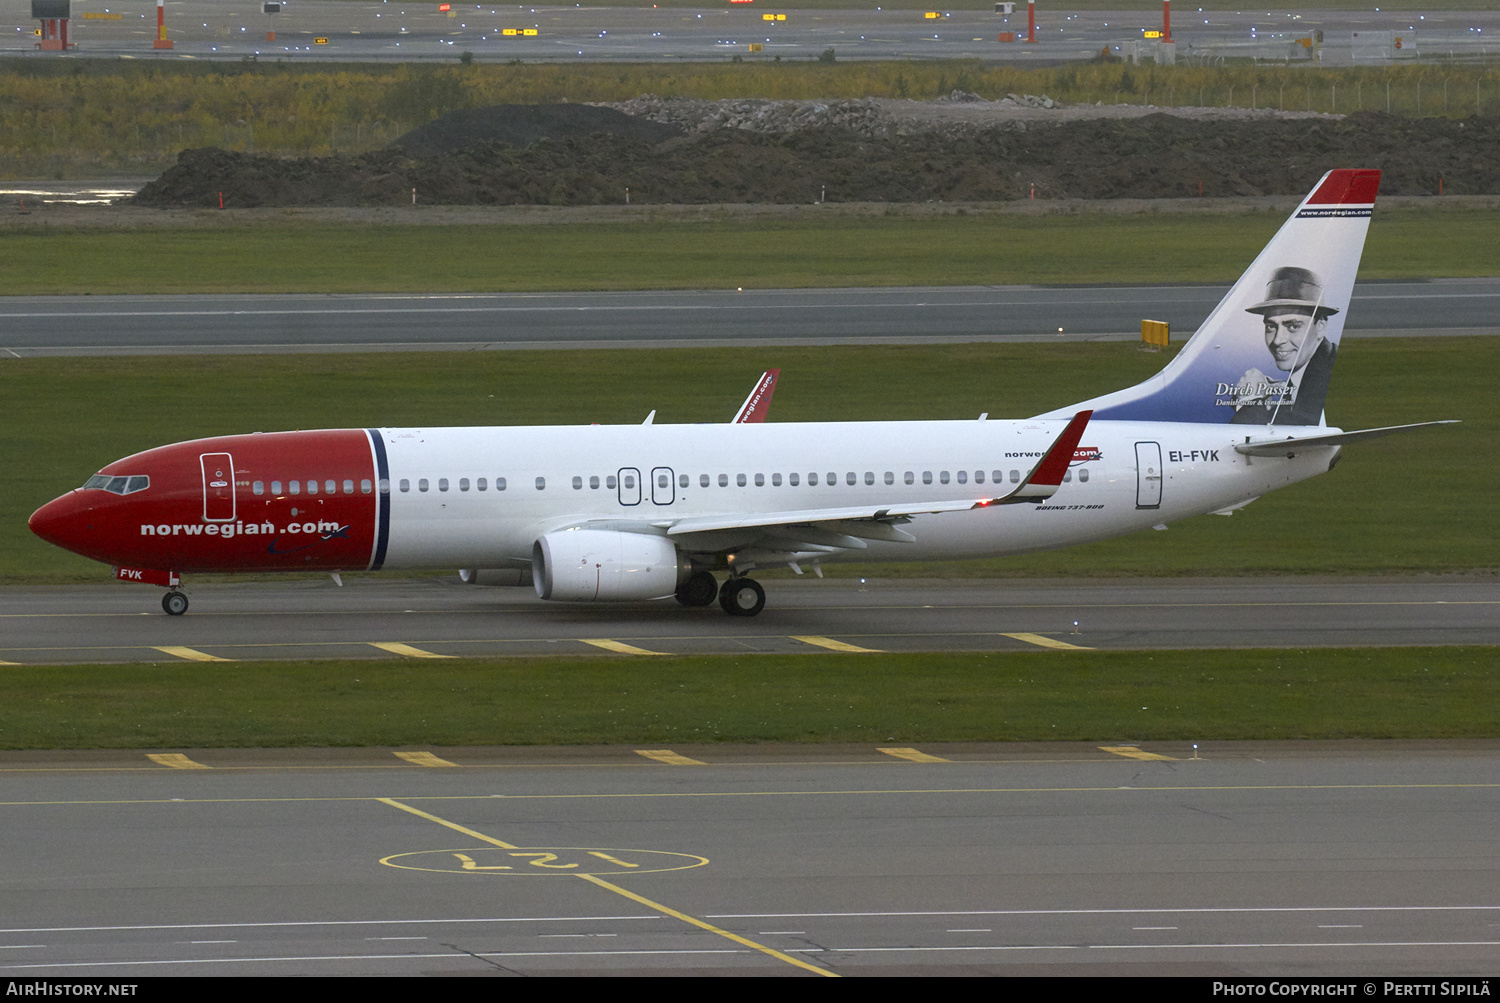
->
733, 369, 781, 423
993, 410, 1093, 506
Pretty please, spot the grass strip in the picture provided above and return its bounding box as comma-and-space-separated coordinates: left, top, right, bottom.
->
535, 0, 1496, 8
3, 207, 1495, 294
292, 0, 1487, 9
1, 647, 1494, 750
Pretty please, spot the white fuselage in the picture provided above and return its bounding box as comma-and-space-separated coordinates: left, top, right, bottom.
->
377, 418, 1335, 570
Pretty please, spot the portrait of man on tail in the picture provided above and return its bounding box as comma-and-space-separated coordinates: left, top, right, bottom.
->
1228, 266, 1340, 426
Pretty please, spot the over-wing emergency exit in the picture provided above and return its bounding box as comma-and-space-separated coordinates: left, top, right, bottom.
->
29, 170, 1453, 617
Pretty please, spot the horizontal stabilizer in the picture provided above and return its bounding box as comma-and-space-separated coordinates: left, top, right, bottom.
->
1234, 420, 1458, 457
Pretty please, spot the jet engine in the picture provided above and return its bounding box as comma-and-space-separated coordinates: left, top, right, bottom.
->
532, 529, 688, 602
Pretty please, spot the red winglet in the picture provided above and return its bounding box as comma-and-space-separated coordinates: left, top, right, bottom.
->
733, 369, 780, 423
992, 410, 1094, 506
1027, 410, 1094, 487
1306, 169, 1381, 205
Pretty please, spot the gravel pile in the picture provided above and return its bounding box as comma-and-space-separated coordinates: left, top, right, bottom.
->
603, 95, 894, 137
601, 93, 1338, 138
391, 103, 682, 158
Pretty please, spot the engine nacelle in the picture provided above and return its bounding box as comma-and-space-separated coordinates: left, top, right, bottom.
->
532, 530, 687, 602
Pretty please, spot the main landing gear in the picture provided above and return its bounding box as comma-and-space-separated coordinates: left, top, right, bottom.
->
718, 576, 765, 617
674, 570, 718, 608
675, 571, 766, 617
162, 591, 189, 616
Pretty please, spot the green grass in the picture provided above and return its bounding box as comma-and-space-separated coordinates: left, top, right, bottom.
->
3, 206, 1498, 295
0, 648, 1494, 750
6, 338, 1496, 584
5, 57, 1495, 174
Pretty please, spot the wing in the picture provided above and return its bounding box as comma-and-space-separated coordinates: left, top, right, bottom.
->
645, 411, 1093, 564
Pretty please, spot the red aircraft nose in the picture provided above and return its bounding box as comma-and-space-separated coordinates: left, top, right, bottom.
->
29, 491, 95, 557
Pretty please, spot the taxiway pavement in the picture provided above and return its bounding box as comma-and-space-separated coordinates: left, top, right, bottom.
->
6, 3, 1497, 66
3, 577, 1496, 664
0, 741, 1496, 975
4, 280, 1497, 356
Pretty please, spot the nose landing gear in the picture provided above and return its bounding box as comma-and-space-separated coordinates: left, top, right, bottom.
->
111, 567, 187, 614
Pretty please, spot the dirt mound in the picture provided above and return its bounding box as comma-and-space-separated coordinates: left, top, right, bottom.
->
603, 94, 1340, 136
605, 96, 894, 137
128, 105, 1500, 208
390, 103, 683, 158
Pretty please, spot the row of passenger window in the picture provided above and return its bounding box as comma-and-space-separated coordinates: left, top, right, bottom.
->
399, 477, 507, 493
654, 468, 1092, 488
392, 467, 1090, 494
251, 478, 375, 497
664, 470, 1039, 488
89, 467, 1088, 502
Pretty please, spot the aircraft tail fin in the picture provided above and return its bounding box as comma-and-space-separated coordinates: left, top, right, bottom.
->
1039, 169, 1380, 427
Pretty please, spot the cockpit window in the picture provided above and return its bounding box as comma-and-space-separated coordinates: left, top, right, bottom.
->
83, 473, 149, 495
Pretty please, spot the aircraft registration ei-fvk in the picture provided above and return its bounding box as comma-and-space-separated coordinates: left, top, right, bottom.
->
30, 170, 1453, 618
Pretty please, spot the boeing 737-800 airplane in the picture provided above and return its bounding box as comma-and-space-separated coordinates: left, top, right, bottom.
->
29, 170, 1450, 617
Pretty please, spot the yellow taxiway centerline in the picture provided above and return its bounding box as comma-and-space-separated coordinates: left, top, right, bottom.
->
578, 873, 838, 977
378, 797, 521, 849
375, 798, 835, 977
